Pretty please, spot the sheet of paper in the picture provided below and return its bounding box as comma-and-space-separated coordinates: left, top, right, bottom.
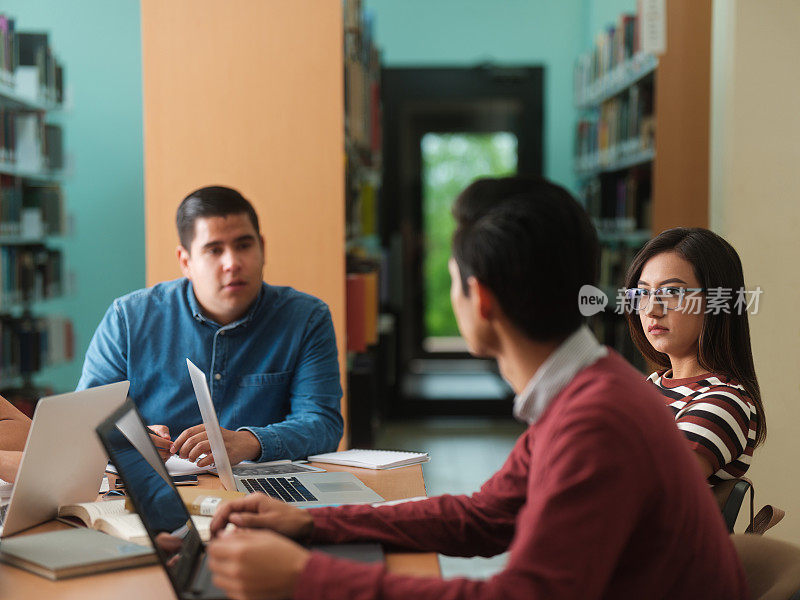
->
0, 478, 13, 499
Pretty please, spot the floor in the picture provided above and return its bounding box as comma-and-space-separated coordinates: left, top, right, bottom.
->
375, 416, 525, 579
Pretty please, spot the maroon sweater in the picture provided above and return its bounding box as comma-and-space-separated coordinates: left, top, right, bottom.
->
295, 352, 748, 600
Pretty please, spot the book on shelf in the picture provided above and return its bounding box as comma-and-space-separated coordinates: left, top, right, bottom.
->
16, 32, 63, 103
574, 10, 643, 102
0, 528, 155, 581
57, 498, 212, 547
43, 123, 63, 169
0, 15, 17, 81
308, 449, 430, 470
575, 82, 653, 172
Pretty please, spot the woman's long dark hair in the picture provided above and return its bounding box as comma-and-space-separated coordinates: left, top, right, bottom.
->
624, 227, 766, 446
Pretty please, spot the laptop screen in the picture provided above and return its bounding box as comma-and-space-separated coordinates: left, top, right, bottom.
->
97, 400, 202, 592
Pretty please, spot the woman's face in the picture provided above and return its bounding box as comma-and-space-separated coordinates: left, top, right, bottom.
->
637, 251, 705, 362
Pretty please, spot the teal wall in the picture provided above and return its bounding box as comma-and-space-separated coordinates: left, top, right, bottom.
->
3, 0, 145, 392
363, 0, 638, 195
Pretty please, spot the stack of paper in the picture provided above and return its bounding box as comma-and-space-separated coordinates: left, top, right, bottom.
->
307, 449, 429, 470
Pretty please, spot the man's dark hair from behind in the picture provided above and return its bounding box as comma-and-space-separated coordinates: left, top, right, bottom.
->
452, 175, 599, 342
176, 185, 260, 250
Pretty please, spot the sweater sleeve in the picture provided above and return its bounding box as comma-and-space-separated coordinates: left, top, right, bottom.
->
294, 408, 651, 600
673, 386, 753, 473
307, 434, 530, 557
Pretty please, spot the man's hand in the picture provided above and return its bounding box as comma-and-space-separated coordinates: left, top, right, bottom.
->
147, 425, 173, 461
210, 493, 313, 540
171, 425, 260, 467
207, 529, 310, 600
0, 450, 22, 482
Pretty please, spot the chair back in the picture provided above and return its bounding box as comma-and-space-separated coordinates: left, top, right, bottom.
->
732, 534, 800, 600
712, 478, 785, 535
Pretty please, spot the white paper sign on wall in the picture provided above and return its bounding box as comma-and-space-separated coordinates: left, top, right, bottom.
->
640, 0, 667, 55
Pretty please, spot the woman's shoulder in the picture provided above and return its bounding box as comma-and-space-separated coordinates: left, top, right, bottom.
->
646, 369, 669, 385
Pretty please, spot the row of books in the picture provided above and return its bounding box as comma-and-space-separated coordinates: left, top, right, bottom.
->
581, 170, 652, 233
574, 11, 641, 100
0, 108, 17, 163
6, 114, 63, 171
0, 15, 16, 85
344, 0, 382, 157
0, 177, 65, 235
0, 314, 73, 378
0, 21, 65, 103
575, 83, 654, 170
0, 245, 63, 304
15, 31, 65, 105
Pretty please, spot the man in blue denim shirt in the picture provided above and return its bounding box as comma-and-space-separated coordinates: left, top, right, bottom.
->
77, 186, 343, 464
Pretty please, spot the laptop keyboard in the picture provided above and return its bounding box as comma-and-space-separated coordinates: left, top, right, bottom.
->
241, 477, 318, 503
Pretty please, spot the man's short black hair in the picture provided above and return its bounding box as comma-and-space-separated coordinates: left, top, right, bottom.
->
176, 185, 260, 249
452, 175, 599, 342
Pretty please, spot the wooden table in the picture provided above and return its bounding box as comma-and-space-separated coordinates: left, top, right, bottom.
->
0, 463, 440, 599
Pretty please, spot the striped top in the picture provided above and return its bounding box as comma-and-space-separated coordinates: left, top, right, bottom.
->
647, 370, 757, 485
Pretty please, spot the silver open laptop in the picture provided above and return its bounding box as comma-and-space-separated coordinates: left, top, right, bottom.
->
186, 359, 383, 507
0, 381, 130, 537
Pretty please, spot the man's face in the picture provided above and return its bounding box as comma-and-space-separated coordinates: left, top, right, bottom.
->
178, 213, 265, 325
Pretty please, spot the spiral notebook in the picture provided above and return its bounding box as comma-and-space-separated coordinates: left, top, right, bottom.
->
307, 449, 430, 470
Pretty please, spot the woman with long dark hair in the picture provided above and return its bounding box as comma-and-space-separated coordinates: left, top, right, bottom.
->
623, 227, 764, 483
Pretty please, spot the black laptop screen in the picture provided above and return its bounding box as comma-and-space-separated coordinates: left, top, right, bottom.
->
97, 400, 201, 591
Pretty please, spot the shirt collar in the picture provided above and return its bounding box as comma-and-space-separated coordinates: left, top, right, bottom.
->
186, 280, 265, 330
512, 325, 608, 425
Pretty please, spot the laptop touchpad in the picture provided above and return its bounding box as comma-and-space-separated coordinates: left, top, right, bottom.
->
312, 482, 363, 493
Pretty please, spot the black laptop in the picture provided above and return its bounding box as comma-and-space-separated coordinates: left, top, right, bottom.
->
96, 399, 382, 600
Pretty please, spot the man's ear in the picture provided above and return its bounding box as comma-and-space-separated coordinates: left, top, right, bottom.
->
467, 276, 495, 320
177, 245, 191, 278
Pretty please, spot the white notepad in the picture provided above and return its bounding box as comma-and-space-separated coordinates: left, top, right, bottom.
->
307, 449, 430, 470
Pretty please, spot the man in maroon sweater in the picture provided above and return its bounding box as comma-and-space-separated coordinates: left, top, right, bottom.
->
206, 177, 748, 600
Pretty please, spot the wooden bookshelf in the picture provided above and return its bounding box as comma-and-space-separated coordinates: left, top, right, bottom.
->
343, 0, 386, 447
0, 18, 73, 408
574, 1, 711, 368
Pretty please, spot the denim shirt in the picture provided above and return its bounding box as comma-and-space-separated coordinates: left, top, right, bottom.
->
77, 279, 343, 462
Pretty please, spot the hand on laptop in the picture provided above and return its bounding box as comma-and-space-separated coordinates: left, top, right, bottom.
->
0, 450, 22, 482
147, 425, 173, 461
207, 528, 310, 600
210, 493, 313, 540
170, 425, 260, 467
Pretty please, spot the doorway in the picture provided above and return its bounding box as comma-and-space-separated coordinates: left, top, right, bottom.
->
381, 66, 544, 416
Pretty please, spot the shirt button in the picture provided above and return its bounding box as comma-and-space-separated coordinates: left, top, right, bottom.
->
219, 331, 225, 336
215, 373, 222, 381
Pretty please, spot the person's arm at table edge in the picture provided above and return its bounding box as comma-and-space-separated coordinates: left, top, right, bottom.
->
76, 301, 129, 391
76, 301, 173, 460
294, 412, 650, 600
237, 305, 344, 461
0, 396, 30, 451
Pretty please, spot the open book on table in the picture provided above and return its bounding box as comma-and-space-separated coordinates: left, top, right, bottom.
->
57, 498, 212, 546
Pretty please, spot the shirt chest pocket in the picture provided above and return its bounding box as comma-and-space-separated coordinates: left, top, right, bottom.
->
239, 371, 292, 387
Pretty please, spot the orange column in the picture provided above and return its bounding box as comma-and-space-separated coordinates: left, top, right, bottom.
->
140, 0, 348, 444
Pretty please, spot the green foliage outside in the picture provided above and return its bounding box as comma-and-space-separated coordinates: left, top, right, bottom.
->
421, 132, 518, 339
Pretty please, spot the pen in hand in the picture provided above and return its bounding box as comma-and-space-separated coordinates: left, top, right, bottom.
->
148, 425, 173, 461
